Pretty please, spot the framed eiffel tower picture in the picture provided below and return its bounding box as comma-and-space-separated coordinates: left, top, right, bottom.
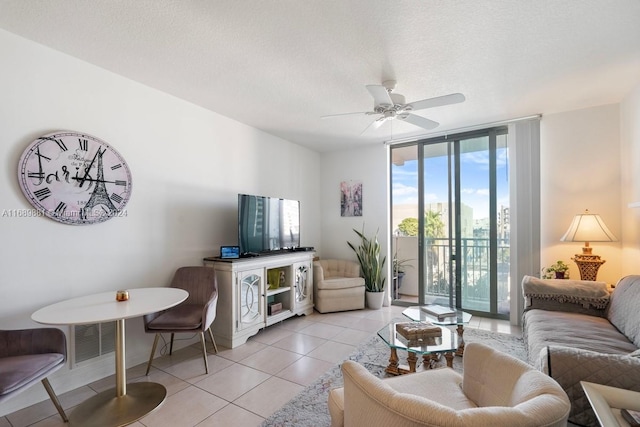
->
18, 131, 132, 225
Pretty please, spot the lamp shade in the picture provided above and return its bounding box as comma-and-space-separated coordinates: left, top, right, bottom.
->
560, 211, 617, 243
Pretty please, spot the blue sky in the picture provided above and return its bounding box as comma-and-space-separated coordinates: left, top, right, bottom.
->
392, 146, 509, 220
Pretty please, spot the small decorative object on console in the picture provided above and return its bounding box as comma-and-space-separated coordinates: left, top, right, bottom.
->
541, 260, 570, 279
267, 302, 282, 316
220, 246, 240, 259
116, 290, 129, 301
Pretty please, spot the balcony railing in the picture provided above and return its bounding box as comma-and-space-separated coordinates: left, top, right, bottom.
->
421, 237, 510, 314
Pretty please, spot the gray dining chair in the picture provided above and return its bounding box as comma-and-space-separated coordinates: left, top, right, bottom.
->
144, 266, 219, 375
0, 328, 69, 422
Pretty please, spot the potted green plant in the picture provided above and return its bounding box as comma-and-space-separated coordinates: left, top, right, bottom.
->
348, 226, 386, 309
542, 260, 570, 279
392, 256, 413, 296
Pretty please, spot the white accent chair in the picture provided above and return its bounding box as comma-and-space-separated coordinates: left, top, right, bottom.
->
328, 342, 571, 427
313, 259, 365, 313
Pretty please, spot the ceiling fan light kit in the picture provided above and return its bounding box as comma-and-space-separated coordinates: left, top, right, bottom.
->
323, 80, 465, 133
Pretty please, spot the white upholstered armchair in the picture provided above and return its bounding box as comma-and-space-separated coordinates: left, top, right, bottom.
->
313, 259, 365, 313
329, 342, 571, 427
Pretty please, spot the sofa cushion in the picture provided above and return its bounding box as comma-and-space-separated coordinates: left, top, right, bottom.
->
0, 353, 64, 396
384, 367, 472, 410
607, 275, 640, 347
540, 346, 640, 426
316, 259, 360, 279
316, 277, 364, 290
524, 310, 636, 367
522, 275, 609, 309
147, 304, 203, 330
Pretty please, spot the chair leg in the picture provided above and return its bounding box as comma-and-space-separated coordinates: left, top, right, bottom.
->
169, 333, 175, 355
199, 332, 209, 374
146, 333, 160, 376
207, 327, 218, 353
41, 378, 68, 422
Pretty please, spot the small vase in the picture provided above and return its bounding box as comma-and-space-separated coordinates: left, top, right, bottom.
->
365, 291, 384, 309
555, 271, 565, 279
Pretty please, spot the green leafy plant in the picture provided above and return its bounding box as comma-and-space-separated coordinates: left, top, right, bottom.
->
542, 260, 570, 279
348, 226, 387, 292
392, 256, 413, 275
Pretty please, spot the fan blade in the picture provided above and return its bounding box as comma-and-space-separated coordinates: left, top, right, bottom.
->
399, 114, 439, 130
321, 111, 371, 119
406, 93, 466, 111
359, 118, 385, 135
366, 85, 394, 107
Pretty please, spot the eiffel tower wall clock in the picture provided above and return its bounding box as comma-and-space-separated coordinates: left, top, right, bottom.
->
18, 131, 132, 225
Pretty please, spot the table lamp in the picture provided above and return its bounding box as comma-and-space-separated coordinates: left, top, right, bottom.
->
560, 209, 617, 281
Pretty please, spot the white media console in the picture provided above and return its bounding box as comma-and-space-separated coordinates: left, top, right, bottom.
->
203, 251, 314, 348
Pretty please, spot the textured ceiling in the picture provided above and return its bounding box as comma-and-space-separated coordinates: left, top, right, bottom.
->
1, 1, 639, 152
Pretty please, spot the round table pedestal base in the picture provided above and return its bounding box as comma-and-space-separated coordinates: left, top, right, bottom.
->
69, 382, 167, 427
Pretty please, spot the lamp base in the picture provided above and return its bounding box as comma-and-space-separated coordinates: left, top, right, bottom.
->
572, 254, 606, 281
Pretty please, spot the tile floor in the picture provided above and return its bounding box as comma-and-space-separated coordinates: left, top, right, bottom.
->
1, 306, 521, 427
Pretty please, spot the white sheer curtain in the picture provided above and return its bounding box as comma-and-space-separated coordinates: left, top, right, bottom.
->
508, 118, 541, 324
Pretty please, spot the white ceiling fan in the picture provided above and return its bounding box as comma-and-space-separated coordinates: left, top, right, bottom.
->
322, 80, 465, 134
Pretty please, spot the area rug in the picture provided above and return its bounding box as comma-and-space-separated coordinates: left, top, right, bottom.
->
261, 327, 526, 427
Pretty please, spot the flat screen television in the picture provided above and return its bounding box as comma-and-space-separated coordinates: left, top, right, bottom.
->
238, 194, 300, 255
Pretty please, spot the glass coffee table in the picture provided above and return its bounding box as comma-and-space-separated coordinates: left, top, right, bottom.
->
402, 306, 472, 356
377, 322, 458, 375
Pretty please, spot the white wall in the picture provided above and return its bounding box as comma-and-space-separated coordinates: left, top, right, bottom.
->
318, 145, 390, 297
620, 83, 640, 274
0, 29, 320, 414
319, 105, 629, 302
2, 23, 638, 416
540, 104, 622, 284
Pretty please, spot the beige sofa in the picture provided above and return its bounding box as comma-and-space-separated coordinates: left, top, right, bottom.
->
313, 259, 365, 313
328, 342, 570, 427
522, 275, 640, 426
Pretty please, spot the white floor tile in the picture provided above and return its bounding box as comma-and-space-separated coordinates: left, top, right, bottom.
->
216, 339, 267, 362
160, 353, 235, 384
307, 341, 357, 364
274, 355, 335, 386
249, 324, 294, 345
1, 307, 522, 427
139, 386, 227, 427
237, 346, 302, 375
233, 377, 303, 418
331, 328, 373, 346
194, 363, 270, 402
271, 332, 327, 354
196, 403, 264, 427
298, 322, 345, 339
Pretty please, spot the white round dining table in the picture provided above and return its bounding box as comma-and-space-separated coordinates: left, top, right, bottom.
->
32, 287, 188, 427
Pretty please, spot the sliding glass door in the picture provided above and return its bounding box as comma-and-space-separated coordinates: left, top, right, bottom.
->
391, 127, 510, 319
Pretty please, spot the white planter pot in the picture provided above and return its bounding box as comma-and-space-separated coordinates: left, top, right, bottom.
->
365, 291, 384, 309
